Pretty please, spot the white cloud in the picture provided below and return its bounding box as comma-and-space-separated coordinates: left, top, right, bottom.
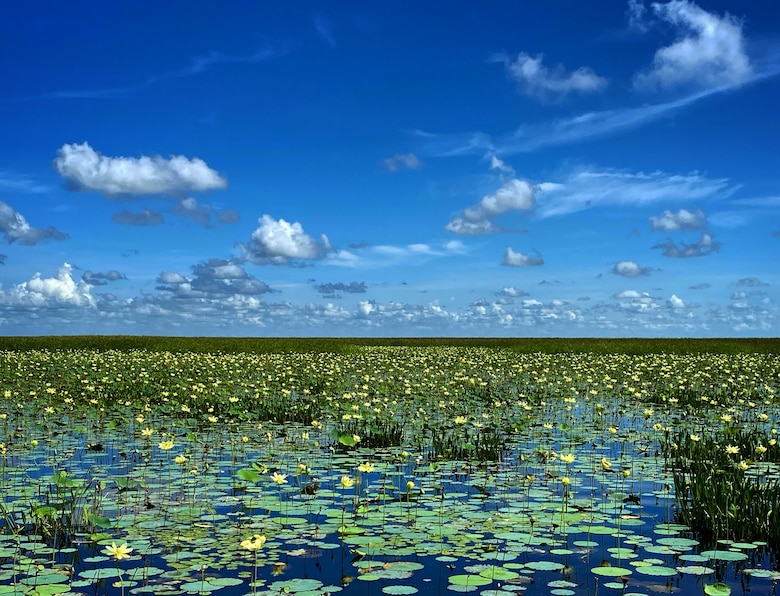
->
505, 53, 607, 99
157, 272, 188, 284
612, 260, 653, 277
635, 0, 752, 90
497, 286, 529, 298
650, 208, 707, 230
54, 142, 227, 195
536, 168, 731, 218
239, 215, 330, 265
0, 201, 68, 245
382, 153, 422, 172
446, 159, 536, 234
502, 247, 544, 267
668, 294, 685, 309
6, 263, 95, 308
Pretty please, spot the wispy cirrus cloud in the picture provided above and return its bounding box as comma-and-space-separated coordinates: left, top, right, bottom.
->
536, 168, 732, 218
0, 171, 49, 194
33, 46, 285, 100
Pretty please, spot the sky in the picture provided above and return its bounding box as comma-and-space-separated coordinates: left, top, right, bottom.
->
1, 1, 779, 337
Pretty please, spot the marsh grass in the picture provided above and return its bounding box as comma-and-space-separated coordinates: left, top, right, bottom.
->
666, 428, 780, 548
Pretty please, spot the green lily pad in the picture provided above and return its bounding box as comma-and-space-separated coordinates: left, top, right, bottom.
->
704, 583, 732, 596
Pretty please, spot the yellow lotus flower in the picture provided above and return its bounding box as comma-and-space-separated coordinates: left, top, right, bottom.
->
725, 444, 740, 455
690, 434, 700, 442
104, 542, 133, 560
560, 453, 575, 464
271, 472, 288, 485
141, 427, 153, 437
561, 476, 571, 486
454, 415, 467, 425
340, 475, 355, 488
240, 534, 267, 551
406, 480, 415, 491
174, 455, 187, 465
756, 444, 768, 455
357, 462, 375, 473
158, 440, 174, 451
600, 457, 612, 471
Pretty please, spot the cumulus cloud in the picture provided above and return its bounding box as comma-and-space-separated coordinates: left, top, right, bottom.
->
81, 270, 126, 285
502, 247, 544, 267
650, 208, 707, 230
315, 282, 367, 297
237, 214, 330, 266
172, 197, 240, 227
54, 142, 227, 195
612, 260, 653, 277
157, 259, 272, 297
497, 286, 529, 298
537, 169, 730, 218
668, 294, 685, 309
634, 0, 752, 90
157, 272, 188, 285
6, 263, 95, 307
504, 52, 608, 100
382, 153, 422, 172
446, 158, 536, 234
0, 201, 68, 245
112, 209, 164, 226
652, 231, 720, 257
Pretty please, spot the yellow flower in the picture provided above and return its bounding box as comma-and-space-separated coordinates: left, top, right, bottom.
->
600, 457, 612, 471
340, 475, 355, 488
158, 440, 174, 451
271, 472, 288, 485
454, 415, 467, 425
755, 444, 767, 455
561, 476, 571, 486
622, 469, 631, 478
608, 426, 618, 434
406, 480, 415, 491
737, 460, 750, 471
560, 453, 575, 464
104, 542, 133, 560
690, 434, 700, 442
240, 534, 267, 551
725, 444, 740, 455
652, 423, 663, 431
241, 436, 249, 443
141, 427, 153, 437
174, 455, 187, 465
30, 439, 38, 447
352, 434, 361, 444
357, 462, 375, 473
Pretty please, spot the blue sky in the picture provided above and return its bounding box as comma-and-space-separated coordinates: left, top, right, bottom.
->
1, 1, 779, 336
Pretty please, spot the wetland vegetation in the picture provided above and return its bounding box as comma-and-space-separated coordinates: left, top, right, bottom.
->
0, 337, 779, 596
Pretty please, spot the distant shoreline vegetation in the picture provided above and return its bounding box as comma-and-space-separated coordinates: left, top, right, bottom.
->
0, 336, 778, 354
